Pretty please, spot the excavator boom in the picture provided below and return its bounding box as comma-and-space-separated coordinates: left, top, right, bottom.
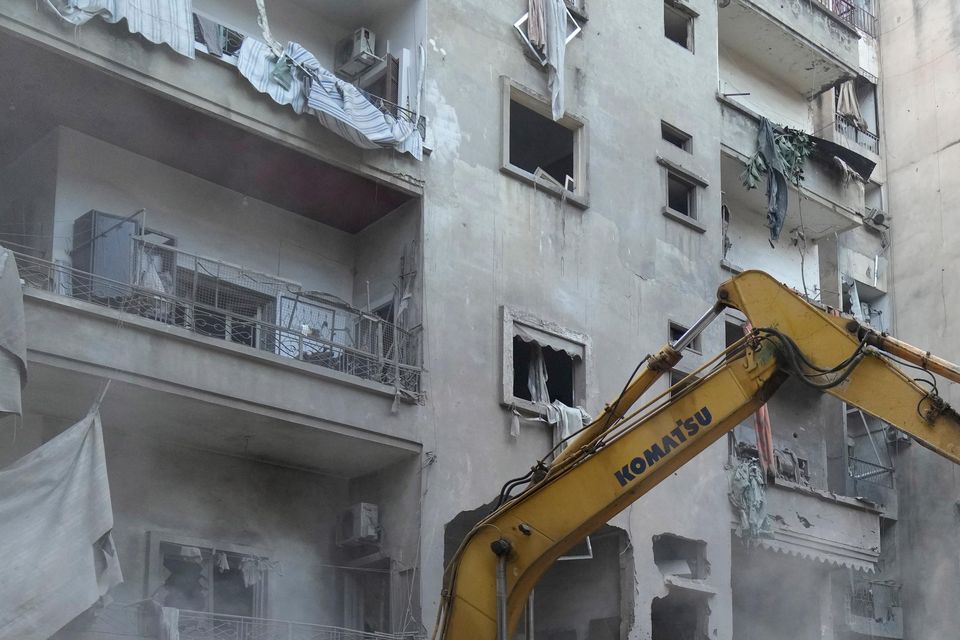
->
435, 270, 960, 640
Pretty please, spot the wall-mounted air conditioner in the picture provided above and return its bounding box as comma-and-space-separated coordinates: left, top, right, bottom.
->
336, 502, 380, 547
335, 28, 378, 78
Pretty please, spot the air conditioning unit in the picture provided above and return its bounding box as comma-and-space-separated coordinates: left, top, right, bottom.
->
336, 502, 380, 547
335, 28, 378, 78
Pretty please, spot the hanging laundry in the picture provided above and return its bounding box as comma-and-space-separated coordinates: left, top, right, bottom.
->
526, 343, 551, 405
43, 0, 196, 59
194, 13, 225, 57
836, 80, 868, 132
543, 0, 568, 120
527, 0, 548, 51
286, 43, 423, 160
240, 557, 261, 588
545, 400, 590, 454
756, 117, 789, 244
214, 551, 230, 573
237, 39, 308, 114
0, 398, 122, 639
0, 248, 26, 417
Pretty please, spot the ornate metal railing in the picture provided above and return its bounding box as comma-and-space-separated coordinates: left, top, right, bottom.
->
13, 251, 421, 397
836, 115, 880, 154
849, 456, 894, 488
816, 0, 879, 37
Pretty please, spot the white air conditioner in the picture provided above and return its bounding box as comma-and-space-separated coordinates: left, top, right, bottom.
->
335, 28, 378, 78
336, 502, 380, 547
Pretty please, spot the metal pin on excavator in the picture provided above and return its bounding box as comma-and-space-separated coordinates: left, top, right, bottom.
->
434, 270, 960, 640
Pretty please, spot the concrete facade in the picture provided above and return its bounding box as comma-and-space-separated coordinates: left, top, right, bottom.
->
0, 0, 946, 638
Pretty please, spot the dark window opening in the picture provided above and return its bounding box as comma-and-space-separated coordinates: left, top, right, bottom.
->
661, 121, 692, 151
667, 173, 695, 217
653, 534, 709, 579
212, 561, 255, 617
669, 321, 700, 353
725, 320, 746, 361
669, 369, 699, 398
664, 3, 693, 50
652, 590, 709, 640
158, 544, 208, 612
509, 99, 575, 188
512, 336, 576, 406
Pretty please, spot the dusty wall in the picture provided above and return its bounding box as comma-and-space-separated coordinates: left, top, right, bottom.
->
882, 0, 960, 636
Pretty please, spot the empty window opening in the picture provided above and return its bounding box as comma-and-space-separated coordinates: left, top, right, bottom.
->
669, 321, 701, 353
509, 99, 575, 188
664, 2, 693, 50
155, 542, 258, 617
652, 590, 709, 640
724, 319, 747, 361
669, 369, 699, 398
667, 173, 696, 218
654, 534, 709, 579
661, 121, 692, 151
513, 336, 576, 406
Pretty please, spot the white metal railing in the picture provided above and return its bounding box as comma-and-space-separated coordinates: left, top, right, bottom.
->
177, 610, 422, 640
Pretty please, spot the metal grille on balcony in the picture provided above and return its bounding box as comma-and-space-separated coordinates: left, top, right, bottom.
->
816, 0, 879, 37
849, 456, 894, 488
12, 248, 422, 398
836, 116, 880, 154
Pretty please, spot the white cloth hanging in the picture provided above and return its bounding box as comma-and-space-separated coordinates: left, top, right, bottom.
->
0, 248, 26, 417
545, 399, 589, 454
836, 80, 868, 132
543, 0, 568, 120
526, 343, 551, 404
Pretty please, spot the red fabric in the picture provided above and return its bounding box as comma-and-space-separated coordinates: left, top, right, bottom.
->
743, 322, 775, 476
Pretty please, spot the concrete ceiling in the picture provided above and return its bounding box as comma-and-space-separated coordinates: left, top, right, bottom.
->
0, 34, 411, 234
21, 363, 418, 478
719, 1, 853, 97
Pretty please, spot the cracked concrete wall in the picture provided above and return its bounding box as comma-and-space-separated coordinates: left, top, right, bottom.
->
882, 0, 960, 636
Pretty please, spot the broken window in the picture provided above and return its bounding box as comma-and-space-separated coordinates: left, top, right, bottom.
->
154, 541, 260, 617
664, 1, 694, 51
667, 172, 697, 218
501, 79, 587, 202
651, 590, 709, 640
653, 534, 709, 579
661, 121, 692, 151
502, 308, 588, 411
669, 321, 700, 353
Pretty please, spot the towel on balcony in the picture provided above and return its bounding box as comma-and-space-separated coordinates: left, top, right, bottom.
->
287, 43, 424, 160
0, 396, 122, 639
43, 0, 196, 59
237, 39, 308, 114
0, 248, 26, 417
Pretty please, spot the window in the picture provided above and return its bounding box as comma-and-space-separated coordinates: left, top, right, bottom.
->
664, 1, 694, 50
667, 173, 696, 217
502, 307, 590, 413
668, 321, 700, 353
669, 369, 699, 398
661, 121, 692, 151
501, 78, 588, 207
652, 590, 709, 640
653, 534, 709, 579
147, 532, 268, 618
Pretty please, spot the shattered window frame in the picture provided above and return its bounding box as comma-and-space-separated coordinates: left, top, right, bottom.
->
500, 77, 590, 209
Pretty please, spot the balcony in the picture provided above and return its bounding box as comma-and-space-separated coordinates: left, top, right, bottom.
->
815, 0, 879, 38
844, 581, 904, 638
836, 115, 880, 154
719, 0, 859, 99
13, 248, 421, 398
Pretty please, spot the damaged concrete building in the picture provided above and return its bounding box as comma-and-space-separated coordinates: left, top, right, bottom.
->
0, 0, 955, 639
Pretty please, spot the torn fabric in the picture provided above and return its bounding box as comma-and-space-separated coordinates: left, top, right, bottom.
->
527, 0, 547, 51
287, 43, 423, 160
545, 400, 589, 454
744, 322, 775, 476
836, 80, 867, 132
729, 461, 774, 539
194, 13, 224, 57
543, 0, 567, 120
43, 0, 195, 59
237, 39, 308, 114
527, 343, 551, 405
0, 402, 122, 639
0, 248, 26, 417
757, 117, 789, 244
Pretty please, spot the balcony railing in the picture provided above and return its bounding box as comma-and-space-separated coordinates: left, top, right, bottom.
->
836, 115, 880, 154
13, 250, 422, 397
816, 0, 879, 37
849, 456, 894, 488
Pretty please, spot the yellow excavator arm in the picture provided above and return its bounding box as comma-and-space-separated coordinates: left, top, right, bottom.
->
434, 270, 960, 640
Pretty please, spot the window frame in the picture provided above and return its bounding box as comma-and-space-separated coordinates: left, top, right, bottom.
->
146, 530, 271, 618
661, 120, 693, 152
668, 320, 701, 354
663, 0, 697, 52
658, 156, 708, 232
500, 77, 590, 209
501, 306, 591, 416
